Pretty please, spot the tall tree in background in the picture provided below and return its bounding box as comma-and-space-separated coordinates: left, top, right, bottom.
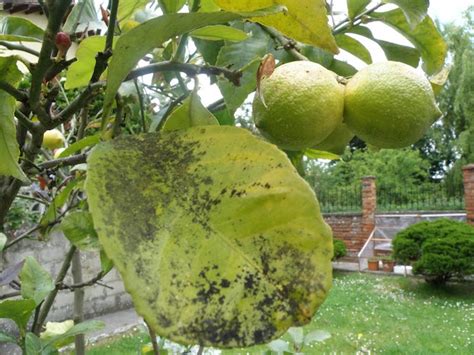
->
415, 7, 474, 183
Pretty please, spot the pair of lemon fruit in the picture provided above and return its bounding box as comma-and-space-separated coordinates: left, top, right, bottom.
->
253, 60, 442, 153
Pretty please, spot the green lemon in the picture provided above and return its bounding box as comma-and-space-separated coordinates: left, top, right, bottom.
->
42, 129, 65, 150
253, 61, 344, 151
313, 122, 354, 155
344, 61, 442, 148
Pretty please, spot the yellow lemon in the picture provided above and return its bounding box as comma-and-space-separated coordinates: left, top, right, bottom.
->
344, 61, 442, 148
253, 61, 344, 151
42, 129, 65, 150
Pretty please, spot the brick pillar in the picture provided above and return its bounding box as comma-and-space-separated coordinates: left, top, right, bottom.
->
463, 164, 474, 225
361, 176, 376, 235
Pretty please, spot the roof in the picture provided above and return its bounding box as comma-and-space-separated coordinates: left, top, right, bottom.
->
0, 0, 43, 14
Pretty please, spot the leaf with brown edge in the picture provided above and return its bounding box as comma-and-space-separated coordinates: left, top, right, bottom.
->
256, 53, 276, 108
85, 126, 333, 348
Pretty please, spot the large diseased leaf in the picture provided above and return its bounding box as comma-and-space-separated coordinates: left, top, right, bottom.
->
214, 0, 338, 54
0, 16, 44, 42
20, 257, 55, 305
85, 126, 333, 347
0, 56, 28, 181
102, 7, 285, 126
383, 0, 429, 30
370, 10, 447, 75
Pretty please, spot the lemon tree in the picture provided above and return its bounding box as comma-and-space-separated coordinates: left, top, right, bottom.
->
0, 0, 448, 353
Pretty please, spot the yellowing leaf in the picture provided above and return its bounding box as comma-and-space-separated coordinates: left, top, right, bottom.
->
85, 126, 333, 347
214, 0, 338, 53
0, 56, 28, 182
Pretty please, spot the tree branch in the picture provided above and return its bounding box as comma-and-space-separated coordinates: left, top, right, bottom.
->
0, 41, 40, 57
37, 153, 87, 170
127, 61, 243, 86
29, 0, 74, 126
332, 3, 384, 35
0, 81, 29, 102
260, 25, 309, 61
58, 271, 108, 291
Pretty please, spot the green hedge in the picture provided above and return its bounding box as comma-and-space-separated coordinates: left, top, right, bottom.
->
332, 239, 347, 261
393, 219, 474, 284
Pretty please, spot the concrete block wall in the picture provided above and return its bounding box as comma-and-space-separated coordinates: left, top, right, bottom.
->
0, 231, 132, 322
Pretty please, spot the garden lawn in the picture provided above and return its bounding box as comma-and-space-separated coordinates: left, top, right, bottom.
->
86, 272, 474, 354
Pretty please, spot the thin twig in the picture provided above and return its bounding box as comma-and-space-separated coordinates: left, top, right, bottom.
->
332, 3, 384, 35
127, 61, 243, 86
33, 245, 77, 334
0, 291, 21, 300
134, 79, 147, 132
58, 271, 106, 290
260, 25, 309, 61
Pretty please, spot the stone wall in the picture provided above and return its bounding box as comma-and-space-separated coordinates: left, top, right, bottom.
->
0, 231, 132, 322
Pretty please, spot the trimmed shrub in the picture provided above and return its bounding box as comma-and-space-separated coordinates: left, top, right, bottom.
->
332, 238, 347, 261
393, 219, 474, 284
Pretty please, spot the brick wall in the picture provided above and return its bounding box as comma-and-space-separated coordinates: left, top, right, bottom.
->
463, 164, 474, 225
324, 213, 365, 255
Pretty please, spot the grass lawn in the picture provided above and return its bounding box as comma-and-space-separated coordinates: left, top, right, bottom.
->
85, 271, 474, 354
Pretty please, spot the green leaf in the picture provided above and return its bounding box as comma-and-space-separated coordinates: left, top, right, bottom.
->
347, 0, 371, 20
0, 16, 44, 42
304, 149, 340, 161
65, 36, 113, 90
40, 320, 74, 341
20, 257, 55, 305
102, 7, 285, 126
348, 25, 420, 68
162, 89, 219, 131
43, 320, 104, 348
335, 34, 372, 64
370, 10, 447, 75
64, 37, 100, 89
63, 0, 100, 33
216, 23, 273, 114
25, 333, 43, 355
196, 0, 221, 12
39, 179, 81, 228
0, 233, 7, 252
159, 0, 187, 13
100, 249, 114, 275
383, 0, 429, 30
0, 332, 16, 344
57, 134, 101, 158
0, 299, 36, 334
118, 0, 149, 21
190, 25, 248, 42
85, 126, 333, 347
303, 329, 331, 344
0, 56, 28, 182
287, 327, 304, 346
193, 38, 224, 65
327, 59, 357, 77
60, 211, 99, 251
430, 66, 450, 96
214, 0, 338, 53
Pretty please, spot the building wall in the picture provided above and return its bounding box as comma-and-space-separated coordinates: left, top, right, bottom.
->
0, 231, 132, 322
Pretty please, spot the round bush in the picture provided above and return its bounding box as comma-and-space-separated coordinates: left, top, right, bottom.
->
393, 219, 474, 284
332, 238, 347, 261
